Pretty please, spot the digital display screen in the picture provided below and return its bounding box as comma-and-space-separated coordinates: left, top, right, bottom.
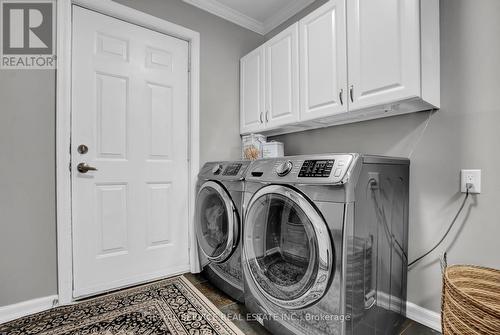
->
223, 163, 242, 176
299, 160, 335, 177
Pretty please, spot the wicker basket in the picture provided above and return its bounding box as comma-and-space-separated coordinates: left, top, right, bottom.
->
442, 265, 500, 334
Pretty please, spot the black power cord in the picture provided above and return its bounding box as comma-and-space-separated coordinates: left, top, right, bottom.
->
408, 184, 471, 267
368, 179, 408, 261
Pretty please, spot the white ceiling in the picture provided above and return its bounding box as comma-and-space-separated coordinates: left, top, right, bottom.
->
182, 0, 316, 35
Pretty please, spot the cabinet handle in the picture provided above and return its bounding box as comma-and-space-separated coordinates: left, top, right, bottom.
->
266, 111, 269, 123
339, 89, 344, 106
260, 112, 263, 124
349, 85, 354, 103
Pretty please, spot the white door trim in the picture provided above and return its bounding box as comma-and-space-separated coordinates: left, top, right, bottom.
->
56, 0, 200, 305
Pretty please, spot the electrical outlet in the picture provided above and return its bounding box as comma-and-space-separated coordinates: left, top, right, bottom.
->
461, 169, 481, 193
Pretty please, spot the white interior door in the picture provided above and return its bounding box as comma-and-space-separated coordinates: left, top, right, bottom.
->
299, 0, 347, 121
71, 6, 190, 298
264, 23, 299, 128
347, 0, 420, 111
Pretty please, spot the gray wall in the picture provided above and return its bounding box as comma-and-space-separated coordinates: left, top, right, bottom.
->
270, 0, 500, 313
0, 71, 57, 306
0, 0, 263, 307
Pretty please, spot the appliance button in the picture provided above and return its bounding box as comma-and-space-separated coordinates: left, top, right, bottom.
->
334, 168, 343, 177
276, 160, 293, 177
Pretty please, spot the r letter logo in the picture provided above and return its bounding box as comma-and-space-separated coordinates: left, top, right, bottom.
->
1, 0, 56, 69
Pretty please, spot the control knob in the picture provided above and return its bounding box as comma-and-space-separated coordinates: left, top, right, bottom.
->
212, 164, 223, 175
276, 160, 293, 177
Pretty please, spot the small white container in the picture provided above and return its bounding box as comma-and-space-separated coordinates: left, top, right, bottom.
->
262, 141, 284, 158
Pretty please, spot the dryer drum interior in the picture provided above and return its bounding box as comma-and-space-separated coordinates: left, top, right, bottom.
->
244, 185, 333, 309
196, 181, 238, 263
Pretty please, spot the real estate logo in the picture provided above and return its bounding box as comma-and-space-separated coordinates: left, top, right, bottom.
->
1, 0, 56, 69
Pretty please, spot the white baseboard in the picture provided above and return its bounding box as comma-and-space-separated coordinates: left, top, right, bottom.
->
0, 295, 58, 325
406, 300, 442, 332
374, 292, 441, 332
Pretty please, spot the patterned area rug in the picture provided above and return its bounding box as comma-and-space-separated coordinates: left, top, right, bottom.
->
0, 276, 243, 335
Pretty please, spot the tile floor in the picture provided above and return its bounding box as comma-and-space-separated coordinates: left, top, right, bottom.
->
183, 272, 441, 335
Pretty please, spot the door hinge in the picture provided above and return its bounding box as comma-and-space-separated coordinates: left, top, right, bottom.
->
68, 162, 72, 172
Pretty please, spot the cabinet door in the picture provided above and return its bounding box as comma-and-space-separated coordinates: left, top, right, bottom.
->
299, 0, 348, 121
240, 47, 265, 134
347, 0, 420, 111
264, 23, 299, 128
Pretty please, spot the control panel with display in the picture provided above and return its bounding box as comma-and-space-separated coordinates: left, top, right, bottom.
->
223, 163, 243, 176
299, 160, 335, 177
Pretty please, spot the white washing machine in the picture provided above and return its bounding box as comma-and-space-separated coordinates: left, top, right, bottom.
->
243, 154, 409, 335
195, 161, 250, 302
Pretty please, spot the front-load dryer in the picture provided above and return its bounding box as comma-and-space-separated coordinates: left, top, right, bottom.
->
195, 161, 250, 302
243, 154, 409, 335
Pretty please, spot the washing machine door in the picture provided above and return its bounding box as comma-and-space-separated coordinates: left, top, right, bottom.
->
244, 185, 333, 310
196, 181, 239, 263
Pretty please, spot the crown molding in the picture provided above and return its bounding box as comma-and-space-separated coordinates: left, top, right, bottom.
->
263, 0, 315, 34
183, 0, 265, 34
183, 0, 315, 35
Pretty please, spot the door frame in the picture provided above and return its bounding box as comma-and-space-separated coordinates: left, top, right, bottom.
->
56, 0, 200, 305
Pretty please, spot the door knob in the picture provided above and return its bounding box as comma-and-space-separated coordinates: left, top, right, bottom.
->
77, 162, 98, 173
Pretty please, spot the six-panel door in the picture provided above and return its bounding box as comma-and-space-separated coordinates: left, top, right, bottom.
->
264, 23, 300, 128
299, 0, 348, 121
72, 6, 190, 298
347, 0, 421, 110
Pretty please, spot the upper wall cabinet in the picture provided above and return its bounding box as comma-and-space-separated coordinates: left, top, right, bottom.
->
240, 47, 265, 134
347, 0, 423, 110
240, 0, 440, 136
265, 23, 299, 129
300, 0, 347, 121
240, 24, 299, 134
